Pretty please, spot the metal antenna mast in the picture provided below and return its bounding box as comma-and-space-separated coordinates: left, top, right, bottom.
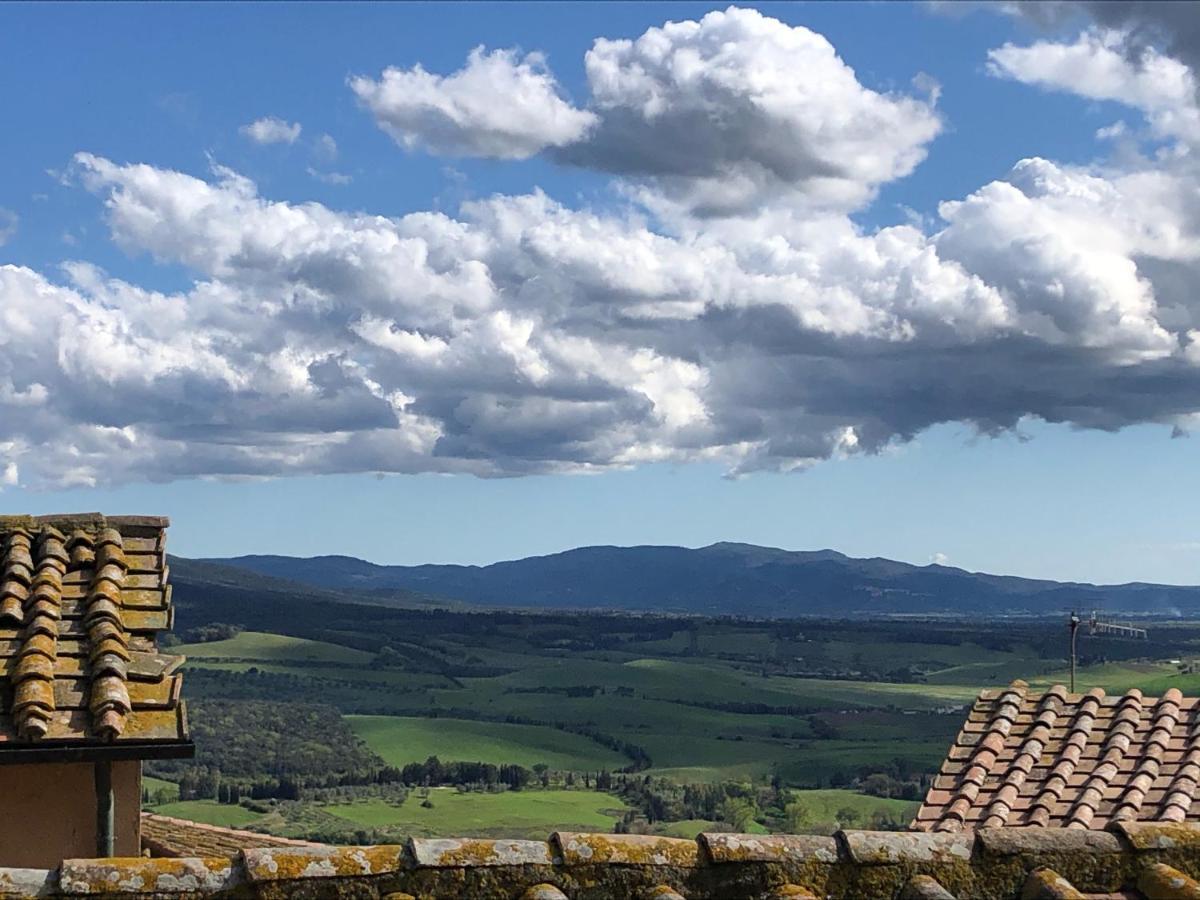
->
1066, 606, 1148, 693
1088, 610, 1148, 641
1068, 611, 1080, 693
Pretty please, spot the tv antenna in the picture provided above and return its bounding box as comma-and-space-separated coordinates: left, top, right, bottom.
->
1066, 607, 1148, 692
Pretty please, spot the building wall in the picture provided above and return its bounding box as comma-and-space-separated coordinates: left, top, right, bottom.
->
0, 761, 140, 867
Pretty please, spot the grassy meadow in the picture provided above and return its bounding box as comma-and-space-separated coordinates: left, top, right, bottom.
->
176, 631, 376, 665
148, 799, 266, 828
325, 788, 629, 837
348, 716, 627, 771
150, 613, 1200, 842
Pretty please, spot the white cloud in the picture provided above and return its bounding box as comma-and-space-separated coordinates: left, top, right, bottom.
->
314, 133, 338, 162
307, 167, 352, 185
353, 9, 940, 217
988, 29, 1200, 144
936, 157, 1176, 362
2, 132, 1196, 489
350, 47, 597, 159
1007, 2, 1200, 79
566, 7, 941, 216
6, 8, 1200, 488
0, 208, 17, 245
240, 116, 302, 145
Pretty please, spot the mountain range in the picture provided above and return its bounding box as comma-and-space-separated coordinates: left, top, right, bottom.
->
191, 542, 1200, 617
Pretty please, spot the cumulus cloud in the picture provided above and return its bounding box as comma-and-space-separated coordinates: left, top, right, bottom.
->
989, 28, 1200, 144
354, 8, 940, 216
240, 117, 302, 145
937, 157, 1177, 361
561, 7, 941, 216
350, 47, 597, 159
4, 7, 1200, 489
1011, 2, 1200, 80
5, 129, 1200, 489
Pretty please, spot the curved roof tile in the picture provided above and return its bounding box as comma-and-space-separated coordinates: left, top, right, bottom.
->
0, 514, 188, 756
915, 680, 1200, 831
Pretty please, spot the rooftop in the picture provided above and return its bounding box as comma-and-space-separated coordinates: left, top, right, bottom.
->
140, 813, 322, 859
0, 514, 189, 760
913, 679, 1200, 832
11, 821, 1200, 897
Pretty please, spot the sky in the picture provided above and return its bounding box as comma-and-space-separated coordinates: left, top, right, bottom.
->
2, 1, 1200, 584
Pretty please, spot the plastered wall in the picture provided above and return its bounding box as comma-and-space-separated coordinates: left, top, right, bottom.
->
0, 761, 140, 867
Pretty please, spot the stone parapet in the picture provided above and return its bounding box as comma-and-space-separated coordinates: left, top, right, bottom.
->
4, 823, 1200, 897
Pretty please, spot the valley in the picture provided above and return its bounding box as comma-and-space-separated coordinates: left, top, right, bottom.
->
143, 562, 1200, 843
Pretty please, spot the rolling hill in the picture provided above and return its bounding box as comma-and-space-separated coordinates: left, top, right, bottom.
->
192, 542, 1200, 617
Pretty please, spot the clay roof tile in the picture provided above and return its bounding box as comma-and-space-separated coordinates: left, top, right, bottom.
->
0, 594, 22, 624
915, 683, 1200, 831
0, 514, 187, 755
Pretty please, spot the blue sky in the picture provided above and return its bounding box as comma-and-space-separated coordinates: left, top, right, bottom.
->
2, 2, 1199, 584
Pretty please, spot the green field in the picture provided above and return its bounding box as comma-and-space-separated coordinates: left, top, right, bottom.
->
177, 631, 376, 665
167, 606, 1200, 843
348, 716, 628, 771
1030, 661, 1180, 693
148, 799, 265, 828
657, 819, 722, 837
143, 776, 180, 803
784, 789, 918, 826
316, 787, 914, 840
324, 788, 630, 838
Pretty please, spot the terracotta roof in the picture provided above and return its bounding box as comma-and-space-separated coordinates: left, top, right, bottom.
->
140, 812, 321, 857
913, 679, 1200, 832
0, 514, 189, 755
7, 822, 1200, 897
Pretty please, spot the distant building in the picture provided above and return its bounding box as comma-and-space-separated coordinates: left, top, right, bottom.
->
0, 514, 190, 867
914, 678, 1200, 831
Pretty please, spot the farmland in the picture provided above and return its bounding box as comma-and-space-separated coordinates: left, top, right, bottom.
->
148, 799, 266, 829
150, 586, 1200, 842
325, 789, 630, 837
348, 716, 628, 771
177, 631, 376, 665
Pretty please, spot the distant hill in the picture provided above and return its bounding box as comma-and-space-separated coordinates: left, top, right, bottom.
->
192, 542, 1200, 617
166, 556, 462, 635
169, 556, 450, 609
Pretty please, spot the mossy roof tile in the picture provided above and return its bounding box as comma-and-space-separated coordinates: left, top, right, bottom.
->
0, 515, 188, 758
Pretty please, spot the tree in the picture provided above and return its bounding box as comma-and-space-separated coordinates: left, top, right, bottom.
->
720, 798, 759, 832
835, 806, 861, 828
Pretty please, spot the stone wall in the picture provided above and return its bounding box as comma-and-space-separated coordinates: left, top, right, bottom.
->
6, 822, 1200, 898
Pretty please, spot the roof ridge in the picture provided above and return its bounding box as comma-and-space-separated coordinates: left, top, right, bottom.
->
140, 812, 320, 848
0, 515, 170, 533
